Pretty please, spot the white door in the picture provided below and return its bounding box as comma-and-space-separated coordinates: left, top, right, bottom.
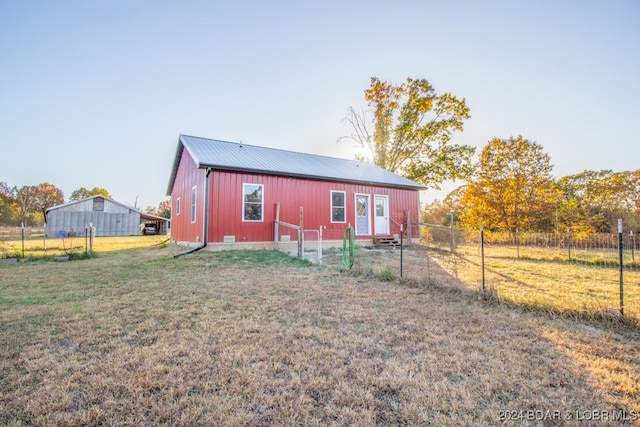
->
355, 194, 370, 236
374, 195, 389, 235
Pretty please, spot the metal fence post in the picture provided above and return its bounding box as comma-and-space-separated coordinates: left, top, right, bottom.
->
618, 219, 624, 316
21, 222, 25, 258
481, 225, 486, 294
400, 224, 403, 278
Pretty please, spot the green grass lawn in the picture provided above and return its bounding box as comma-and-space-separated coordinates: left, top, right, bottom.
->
1, 244, 639, 425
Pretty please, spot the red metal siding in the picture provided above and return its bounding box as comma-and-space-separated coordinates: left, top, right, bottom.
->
206, 171, 420, 243
170, 150, 206, 242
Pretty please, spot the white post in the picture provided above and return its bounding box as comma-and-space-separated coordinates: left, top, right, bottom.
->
318, 226, 323, 265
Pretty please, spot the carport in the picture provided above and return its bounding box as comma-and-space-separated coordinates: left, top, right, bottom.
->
140, 212, 170, 235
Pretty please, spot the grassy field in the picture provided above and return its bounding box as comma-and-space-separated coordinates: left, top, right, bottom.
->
0, 235, 169, 259
443, 243, 640, 322
394, 241, 640, 326
1, 243, 639, 425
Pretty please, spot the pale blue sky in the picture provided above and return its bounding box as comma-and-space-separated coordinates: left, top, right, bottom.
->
1, 0, 638, 209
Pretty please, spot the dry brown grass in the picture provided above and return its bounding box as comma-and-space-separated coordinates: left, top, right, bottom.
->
1, 244, 639, 425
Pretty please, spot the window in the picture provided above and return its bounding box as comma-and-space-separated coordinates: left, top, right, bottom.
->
176, 197, 181, 216
190, 186, 197, 223
243, 183, 263, 222
93, 197, 104, 211
331, 191, 346, 222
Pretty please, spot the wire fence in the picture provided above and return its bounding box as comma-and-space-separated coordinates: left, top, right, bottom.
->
7, 222, 637, 322
414, 224, 639, 321
0, 226, 99, 260
315, 224, 639, 323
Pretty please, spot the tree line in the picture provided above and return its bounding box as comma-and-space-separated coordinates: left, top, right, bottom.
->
0, 181, 172, 228
345, 77, 640, 234
423, 137, 639, 234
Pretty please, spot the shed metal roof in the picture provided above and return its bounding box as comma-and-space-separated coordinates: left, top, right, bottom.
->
45, 195, 168, 222
167, 135, 425, 195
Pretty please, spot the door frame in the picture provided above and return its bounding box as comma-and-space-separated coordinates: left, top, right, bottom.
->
374, 194, 389, 235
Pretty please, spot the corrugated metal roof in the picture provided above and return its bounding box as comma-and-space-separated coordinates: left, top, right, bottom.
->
45, 195, 168, 221
167, 135, 425, 195
45, 195, 132, 213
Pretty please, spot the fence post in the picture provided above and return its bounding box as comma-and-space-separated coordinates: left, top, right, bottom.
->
481, 225, 486, 294
618, 219, 624, 316
449, 213, 455, 253
631, 230, 635, 261
400, 224, 403, 278
21, 222, 25, 258
274, 202, 280, 251
89, 223, 95, 252
318, 226, 323, 265
298, 207, 304, 258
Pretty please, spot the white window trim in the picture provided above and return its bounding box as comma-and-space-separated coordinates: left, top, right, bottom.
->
242, 183, 264, 222
175, 197, 181, 216
190, 186, 197, 223
330, 190, 346, 223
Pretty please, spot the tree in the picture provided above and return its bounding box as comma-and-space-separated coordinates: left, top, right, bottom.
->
0, 182, 18, 226
15, 185, 39, 227
0, 182, 65, 227
35, 182, 64, 211
12, 183, 66, 227
557, 169, 640, 233
157, 199, 171, 219
421, 185, 466, 226
341, 77, 475, 189
144, 199, 171, 218
459, 136, 561, 233
69, 187, 111, 201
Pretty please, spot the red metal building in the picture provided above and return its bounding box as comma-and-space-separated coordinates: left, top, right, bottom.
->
166, 135, 424, 249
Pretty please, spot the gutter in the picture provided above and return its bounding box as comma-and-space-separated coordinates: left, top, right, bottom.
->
174, 167, 212, 258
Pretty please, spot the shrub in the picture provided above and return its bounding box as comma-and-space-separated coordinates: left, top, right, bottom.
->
376, 265, 396, 282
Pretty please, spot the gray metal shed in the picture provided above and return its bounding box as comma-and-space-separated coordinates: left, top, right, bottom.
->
44, 196, 168, 237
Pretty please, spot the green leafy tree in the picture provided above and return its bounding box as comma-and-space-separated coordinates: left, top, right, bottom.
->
342, 77, 474, 189
69, 186, 112, 201
459, 136, 561, 233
